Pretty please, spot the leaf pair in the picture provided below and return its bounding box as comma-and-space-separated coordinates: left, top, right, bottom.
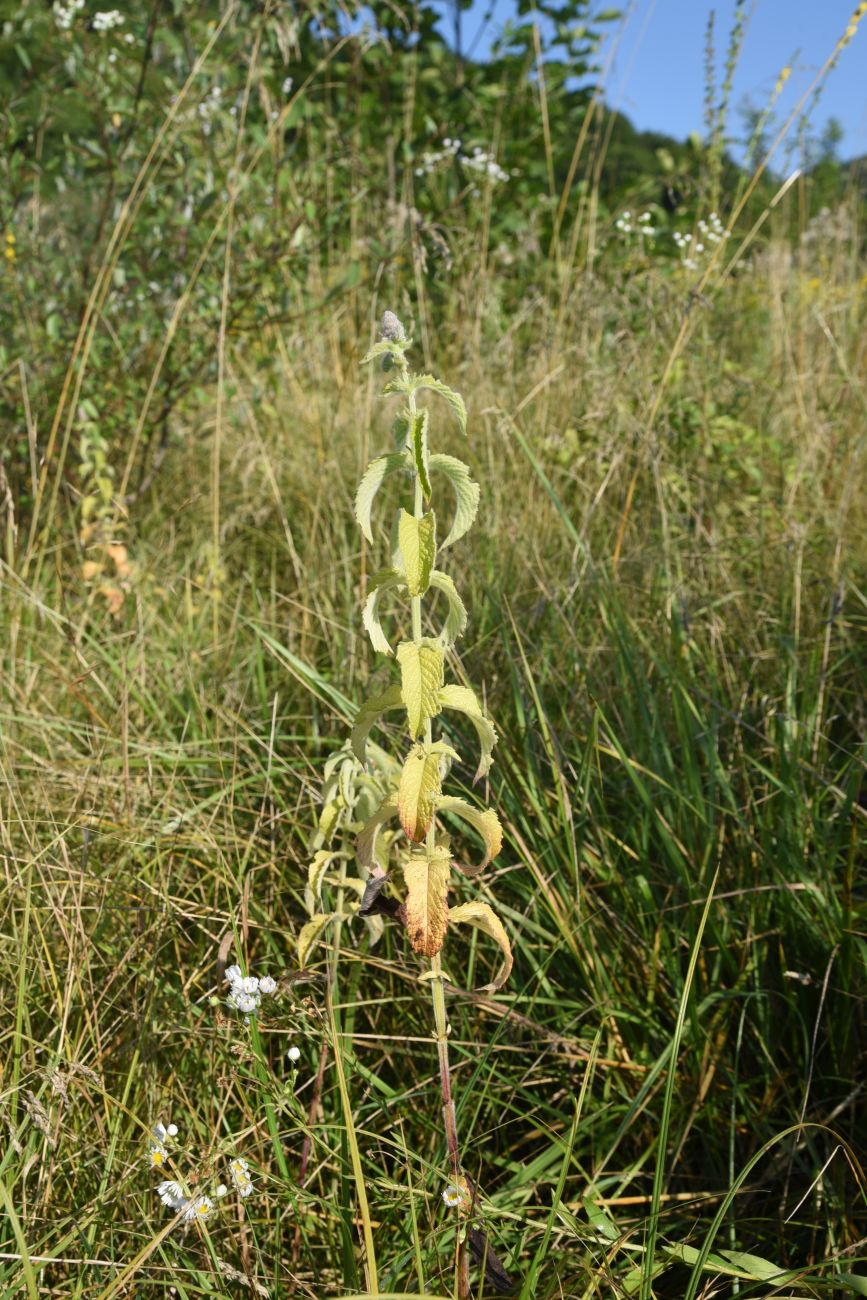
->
358, 792, 502, 877
352, 652, 497, 783
355, 449, 479, 550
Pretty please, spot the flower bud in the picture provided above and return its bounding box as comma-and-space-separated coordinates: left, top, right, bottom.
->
380, 310, 406, 343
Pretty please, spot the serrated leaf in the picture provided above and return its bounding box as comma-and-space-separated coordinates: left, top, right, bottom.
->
438, 684, 497, 780
351, 683, 404, 764
361, 338, 409, 367
362, 568, 406, 656
306, 849, 342, 912
397, 639, 445, 739
357, 799, 398, 870
398, 509, 436, 597
435, 796, 503, 872
428, 454, 480, 548
354, 452, 408, 544
409, 408, 432, 496
428, 571, 468, 648
297, 913, 336, 968
413, 374, 467, 435
402, 845, 451, 957
397, 742, 458, 841
448, 901, 512, 989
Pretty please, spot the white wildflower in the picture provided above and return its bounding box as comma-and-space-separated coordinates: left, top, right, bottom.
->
442, 1183, 461, 1208
183, 1194, 214, 1222
287, 1044, 301, 1064
229, 1156, 254, 1198
157, 1180, 187, 1210
259, 975, 277, 994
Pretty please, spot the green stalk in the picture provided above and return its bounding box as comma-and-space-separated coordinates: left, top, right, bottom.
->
406, 383, 471, 1299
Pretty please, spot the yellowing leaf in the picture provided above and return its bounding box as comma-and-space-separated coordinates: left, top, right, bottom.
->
357, 799, 398, 870
296, 913, 336, 968
428, 571, 468, 648
398, 509, 436, 597
437, 684, 497, 780
351, 683, 404, 764
435, 796, 503, 872
362, 569, 406, 656
448, 901, 512, 989
402, 845, 451, 957
354, 452, 408, 544
428, 454, 480, 548
397, 742, 457, 841
397, 639, 444, 738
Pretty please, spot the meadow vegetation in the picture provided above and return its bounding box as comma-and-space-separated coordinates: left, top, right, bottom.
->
1, 0, 866, 1296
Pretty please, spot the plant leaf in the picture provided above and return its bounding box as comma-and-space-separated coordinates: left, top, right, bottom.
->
398, 509, 437, 597
361, 338, 409, 367
357, 799, 398, 870
397, 639, 445, 738
297, 913, 336, 968
351, 683, 404, 764
362, 569, 406, 656
354, 452, 408, 544
409, 408, 431, 497
438, 683, 497, 780
427, 571, 468, 648
435, 795, 503, 872
448, 901, 512, 989
306, 849, 342, 912
401, 844, 451, 957
397, 742, 458, 841
413, 374, 467, 435
428, 454, 480, 548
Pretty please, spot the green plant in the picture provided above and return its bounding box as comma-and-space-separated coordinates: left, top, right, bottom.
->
299, 310, 513, 1295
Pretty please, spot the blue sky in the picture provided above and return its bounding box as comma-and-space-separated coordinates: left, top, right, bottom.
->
447, 0, 867, 162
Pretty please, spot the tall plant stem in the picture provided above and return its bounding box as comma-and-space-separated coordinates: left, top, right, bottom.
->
407, 385, 471, 1299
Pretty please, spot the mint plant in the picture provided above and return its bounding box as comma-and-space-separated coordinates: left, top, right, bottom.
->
299, 310, 512, 1292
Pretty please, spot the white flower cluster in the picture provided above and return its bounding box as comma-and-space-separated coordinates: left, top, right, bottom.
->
156, 1180, 214, 1222
229, 1156, 254, 1198
225, 964, 277, 1016
281, 76, 294, 96
615, 210, 657, 239
92, 9, 124, 30
148, 1120, 178, 1170
415, 138, 510, 190
673, 212, 728, 270
53, 0, 84, 30
149, 1121, 256, 1224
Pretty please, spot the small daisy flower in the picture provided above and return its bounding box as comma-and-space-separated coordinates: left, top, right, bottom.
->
240, 975, 260, 995
442, 1183, 461, 1208
259, 975, 277, 994
184, 1194, 214, 1222
216, 1183, 228, 1197
167, 1123, 178, 1137
148, 1142, 167, 1168
229, 1156, 254, 1198
157, 1180, 187, 1210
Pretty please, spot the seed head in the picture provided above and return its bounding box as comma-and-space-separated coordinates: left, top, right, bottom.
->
380, 311, 406, 343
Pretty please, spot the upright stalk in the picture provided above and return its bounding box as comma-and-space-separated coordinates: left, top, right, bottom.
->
407, 384, 470, 1294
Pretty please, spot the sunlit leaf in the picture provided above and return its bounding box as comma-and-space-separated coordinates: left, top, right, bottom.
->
402, 844, 452, 957
397, 742, 457, 841
435, 795, 503, 872
362, 568, 406, 656
354, 452, 408, 544
438, 683, 497, 780
448, 900, 512, 989
413, 374, 467, 435
357, 799, 398, 870
297, 912, 336, 968
428, 454, 480, 547
351, 683, 404, 764
428, 571, 468, 648
397, 639, 445, 738
398, 509, 437, 597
